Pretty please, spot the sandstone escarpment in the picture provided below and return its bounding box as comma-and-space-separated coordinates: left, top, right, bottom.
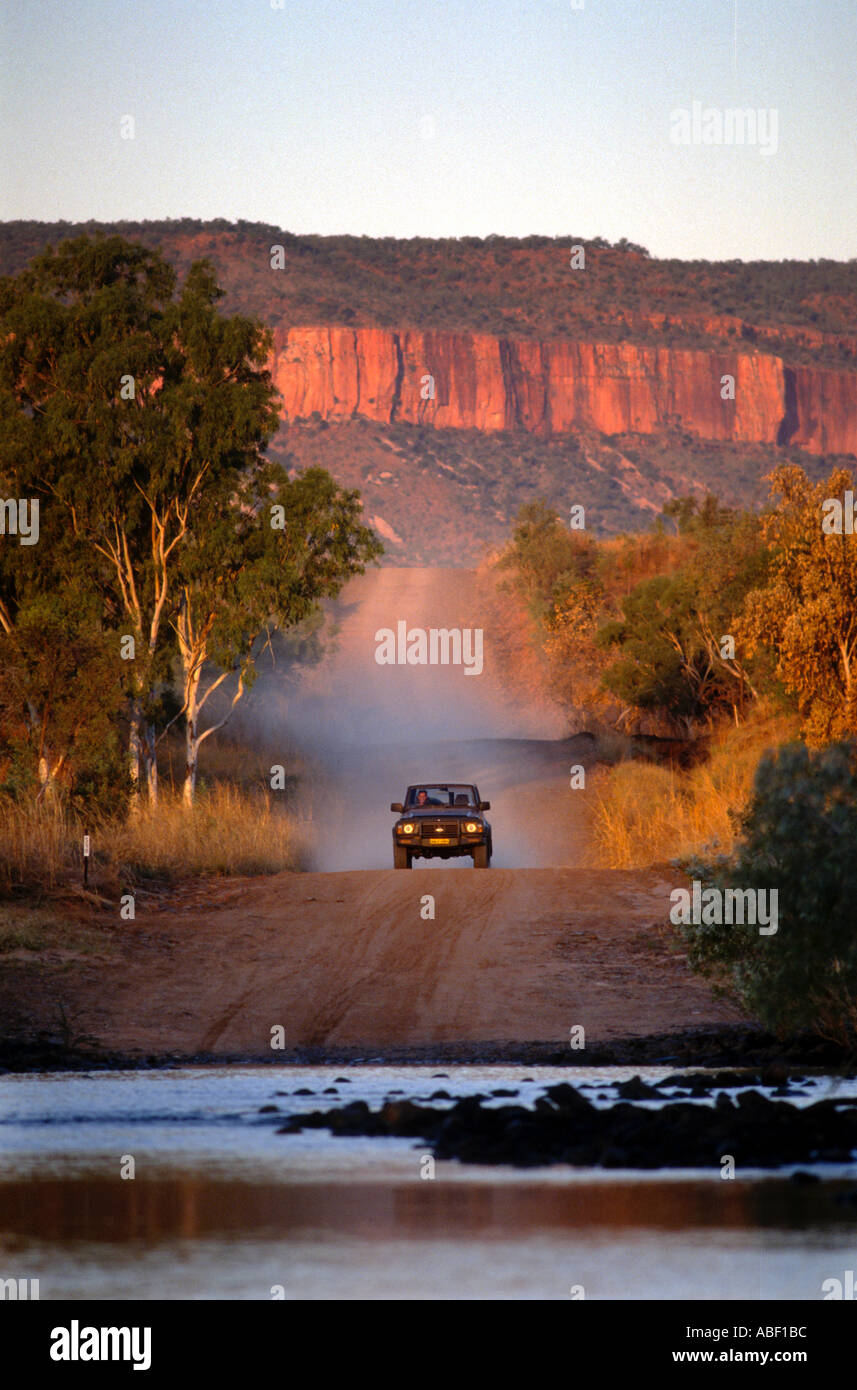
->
271, 325, 857, 456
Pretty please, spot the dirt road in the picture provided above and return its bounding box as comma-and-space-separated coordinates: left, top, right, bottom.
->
1, 867, 739, 1058
0, 568, 740, 1058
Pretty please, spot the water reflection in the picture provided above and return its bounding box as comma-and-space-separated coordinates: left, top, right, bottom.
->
3, 1175, 856, 1244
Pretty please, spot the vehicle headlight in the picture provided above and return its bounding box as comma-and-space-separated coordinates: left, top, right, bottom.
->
464, 821, 481, 834
400, 822, 416, 834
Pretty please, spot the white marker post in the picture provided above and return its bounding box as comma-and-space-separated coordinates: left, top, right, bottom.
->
83, 833, 91, 888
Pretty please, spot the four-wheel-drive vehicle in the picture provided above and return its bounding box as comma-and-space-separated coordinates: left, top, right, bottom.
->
390, 783, 492, 868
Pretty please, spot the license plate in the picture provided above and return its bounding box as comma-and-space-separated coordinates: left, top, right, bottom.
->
427, 837, 452, 845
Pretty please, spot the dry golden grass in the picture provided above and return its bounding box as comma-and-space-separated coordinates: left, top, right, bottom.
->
0, 726, 314, 896
0, 799, 76, 893
105, 785, 308, 881
0, 783, 309, 896
586, 713, 798, 868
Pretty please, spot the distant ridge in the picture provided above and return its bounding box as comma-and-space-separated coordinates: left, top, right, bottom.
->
2, 220, 854, 562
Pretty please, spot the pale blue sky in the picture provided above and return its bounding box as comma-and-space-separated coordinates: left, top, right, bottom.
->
1, 0, 855, 259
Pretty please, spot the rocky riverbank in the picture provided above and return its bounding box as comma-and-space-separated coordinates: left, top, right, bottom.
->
276, 1071, 857, 1171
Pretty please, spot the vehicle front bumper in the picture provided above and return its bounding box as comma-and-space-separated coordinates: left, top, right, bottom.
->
393, 821, 489, 859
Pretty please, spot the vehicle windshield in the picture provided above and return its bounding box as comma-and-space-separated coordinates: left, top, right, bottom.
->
406, 785, 477, 809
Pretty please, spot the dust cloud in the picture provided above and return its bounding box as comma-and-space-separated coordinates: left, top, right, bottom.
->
231, 568, 597, 870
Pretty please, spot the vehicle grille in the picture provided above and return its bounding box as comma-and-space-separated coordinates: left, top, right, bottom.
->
419, 820, 461, 839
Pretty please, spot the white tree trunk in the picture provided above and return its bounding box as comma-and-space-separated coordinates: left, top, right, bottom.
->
182, 706, 199, 808
145, 722, 158, 807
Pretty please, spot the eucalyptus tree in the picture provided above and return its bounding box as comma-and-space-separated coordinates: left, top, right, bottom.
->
0, 234, 280, 808
171, 462, 383, 806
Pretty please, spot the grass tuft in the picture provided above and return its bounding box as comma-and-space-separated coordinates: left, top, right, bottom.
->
0, 783, 308, 897
586, 715, 797, 868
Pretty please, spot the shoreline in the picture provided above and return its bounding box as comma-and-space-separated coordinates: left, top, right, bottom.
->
2, 1026, 853, 1074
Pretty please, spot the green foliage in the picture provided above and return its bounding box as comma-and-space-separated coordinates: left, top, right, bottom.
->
598, 575, 708, 728
0, 233, 283, 800
499, 499, 601, 622
0, 582, 128, 809
679, 741, 857, 1046
597, 499, 769, 733
0, 233, 383, 813
174, 457, 382, 799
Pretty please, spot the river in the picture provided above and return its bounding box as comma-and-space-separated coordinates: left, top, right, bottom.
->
2, 1065, 856, 1300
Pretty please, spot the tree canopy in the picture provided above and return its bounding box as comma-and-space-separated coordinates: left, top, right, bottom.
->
740, 465, 857, 744
0, 233, 382, 811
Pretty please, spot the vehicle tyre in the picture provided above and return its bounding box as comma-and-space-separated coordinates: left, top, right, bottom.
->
394, 845, 411, 869
473, 843, 490, 868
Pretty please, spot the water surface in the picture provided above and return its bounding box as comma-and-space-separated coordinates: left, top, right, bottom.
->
2, 1065, 855, 1299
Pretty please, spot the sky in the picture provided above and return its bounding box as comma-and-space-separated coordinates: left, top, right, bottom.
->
1, 0, 855, 260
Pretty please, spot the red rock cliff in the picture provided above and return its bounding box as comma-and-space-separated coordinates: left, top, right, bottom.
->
270, 325, 857, 456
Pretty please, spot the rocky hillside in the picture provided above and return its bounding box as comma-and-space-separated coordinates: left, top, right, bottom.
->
270, 324, 856, 455
3, 220, 855, 561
